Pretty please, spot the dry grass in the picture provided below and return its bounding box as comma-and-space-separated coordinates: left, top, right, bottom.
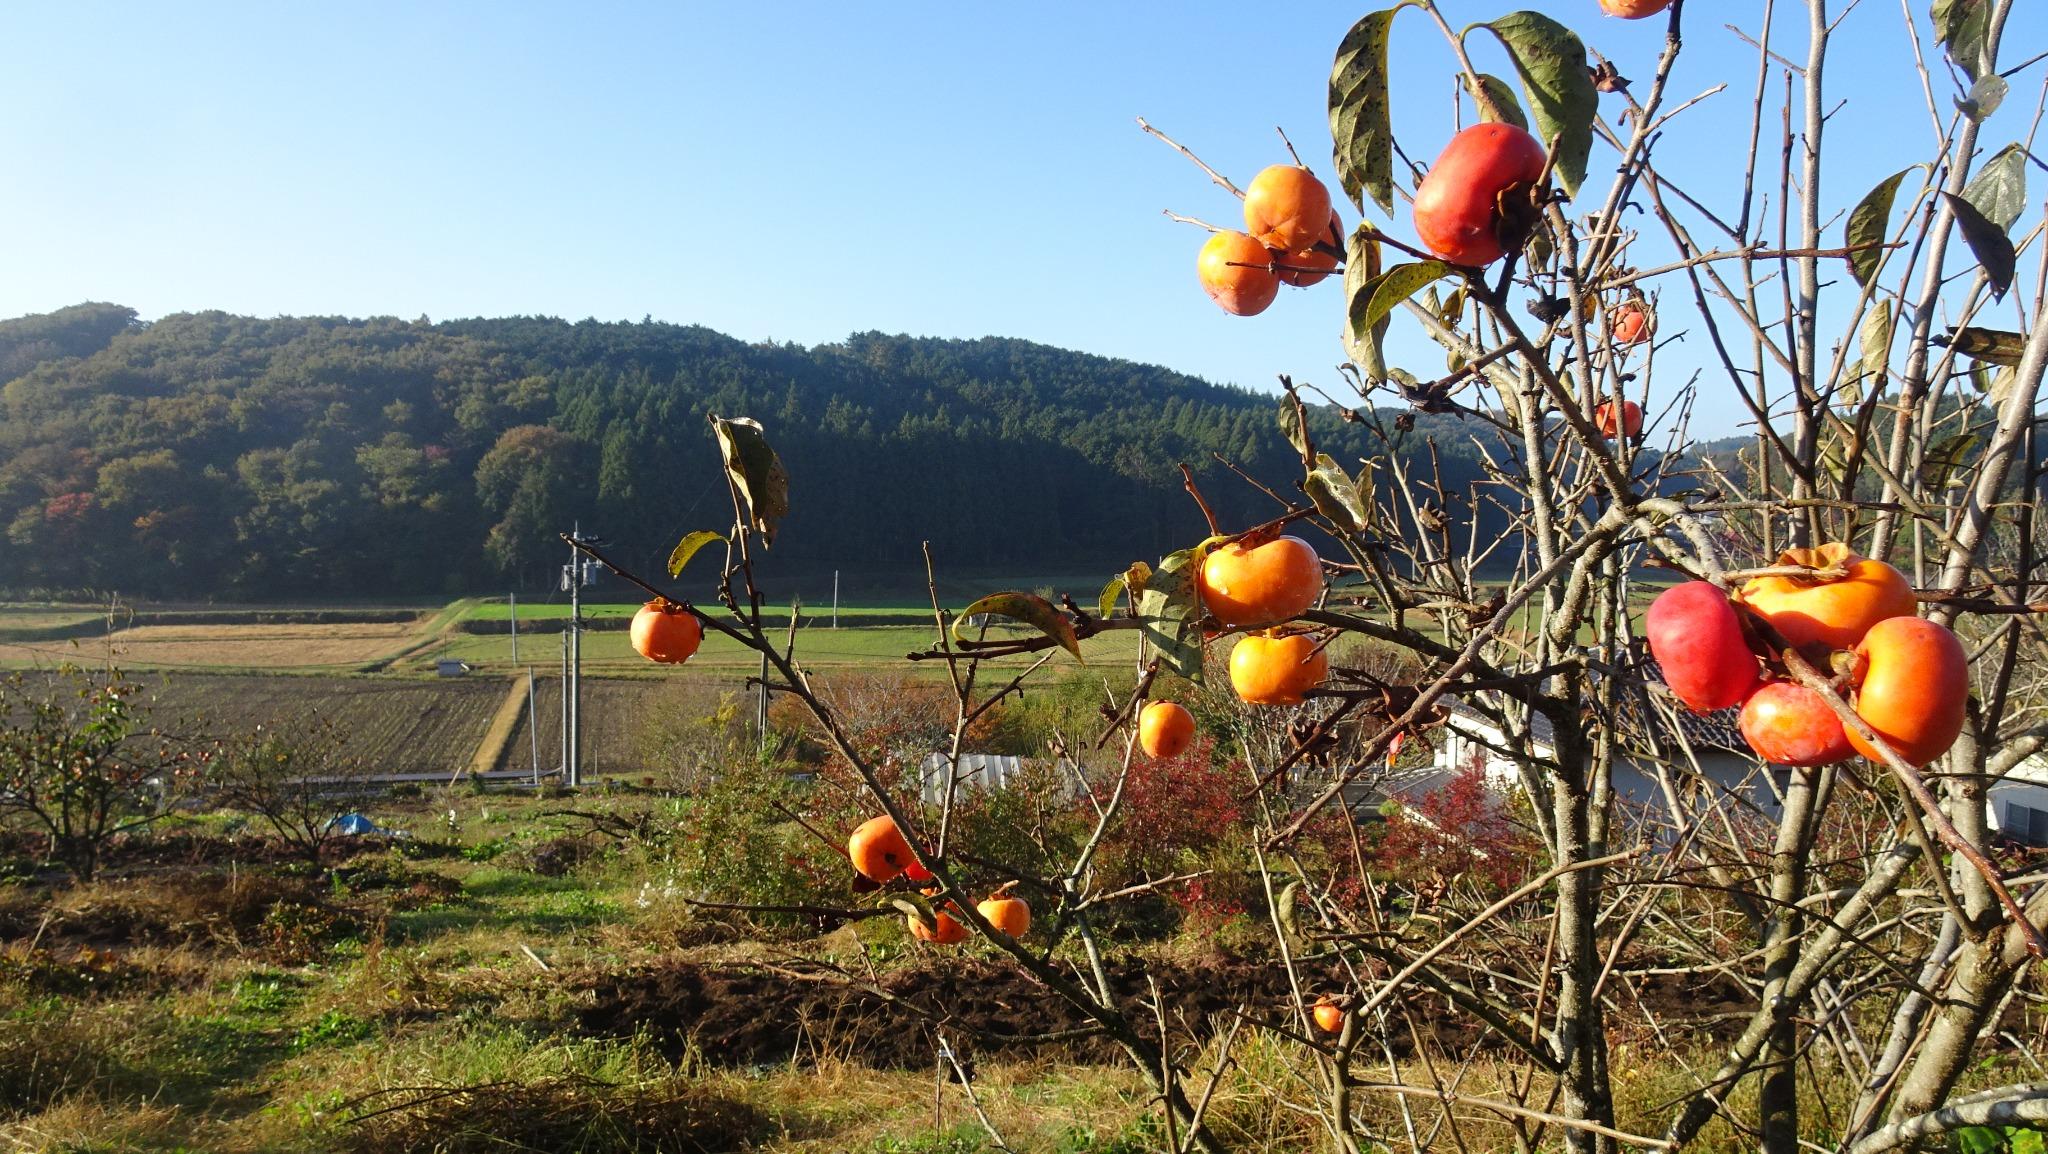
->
7, 622, 423, 671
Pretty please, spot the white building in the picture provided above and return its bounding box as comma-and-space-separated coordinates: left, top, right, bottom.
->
1990, 756, 2048, 844
1434, 691, 1788, 828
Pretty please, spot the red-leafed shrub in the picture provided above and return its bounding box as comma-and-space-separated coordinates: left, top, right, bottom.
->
1089, 736, 1273, 921
1368, 766, 1539, 894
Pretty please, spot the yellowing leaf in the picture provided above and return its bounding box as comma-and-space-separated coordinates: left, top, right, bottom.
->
954, 591, 1082, 661
1306, 454, 1370, 533
666, 530, 724, 579
711, 416, 790, 544
1136, 548, 1204, 683
1845, 169, 1911, 287
1341, 224, 1391, 381
1939, 326, 2026, 366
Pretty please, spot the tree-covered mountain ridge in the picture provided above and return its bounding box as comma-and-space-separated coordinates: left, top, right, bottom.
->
0, 302, 1501, 598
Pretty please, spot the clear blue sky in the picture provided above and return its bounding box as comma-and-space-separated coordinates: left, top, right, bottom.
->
2, 2, 2040, 435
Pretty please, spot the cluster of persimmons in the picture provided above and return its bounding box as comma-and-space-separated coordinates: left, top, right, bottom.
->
1195, 66, 1656, 448
1648, 546, 1968, 770
845, 815, 1031, 945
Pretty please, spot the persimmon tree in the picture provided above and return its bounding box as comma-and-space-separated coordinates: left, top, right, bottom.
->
586, 2, 2046, 1151
0, 666, 191, 882
209, 713, 377, 863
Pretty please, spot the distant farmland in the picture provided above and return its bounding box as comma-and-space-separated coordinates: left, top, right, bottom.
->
134, 672, 764, 782
0, 595, 1138, 676
142, 673, 511, 778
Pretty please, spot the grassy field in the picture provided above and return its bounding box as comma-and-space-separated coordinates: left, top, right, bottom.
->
0, 793, 1186, 1153
414, 623, 1138, 677
0, 593, 1137, 678
0, 607, 104, 634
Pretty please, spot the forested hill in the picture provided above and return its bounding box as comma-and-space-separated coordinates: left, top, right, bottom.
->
0, 302, 1497, 599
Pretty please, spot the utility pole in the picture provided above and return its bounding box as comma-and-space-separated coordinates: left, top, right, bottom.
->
562, 524, 602, 789
570, 541, 581, 789
508, 591, 518, 665
558, 628, 569, 785
832, 569, 840, 629
756, 646, 770, 750
526, 666, 540, 787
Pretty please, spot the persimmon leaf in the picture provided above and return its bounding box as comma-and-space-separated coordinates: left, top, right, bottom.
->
1480, 12, 1596, 199
1958, 73, 2008, 121
1933, 0, 1989, 81
1099, 561, 1152, 621
1341, 225, 1391, 381
1938, 326, 2026, 366
1278, 397, 1311, 460
954, 591, 1082, 661
666, 530, 724, 579
1859, 302, 1893, 385
1464, 73, 1529, 130
1136, 548, 1204, 682
1098, 576, 1126, 621
1942, 190, 2016, 299
1963, 143, 2027, 231
1330, 5, 1413, 215
889, 896, 936, 931
710, 416, 790, 545
1305, 454, 1370, 533
1924, 433, 1981, 491
1845, 168, 1910, 287
1355, 261, 1454, 342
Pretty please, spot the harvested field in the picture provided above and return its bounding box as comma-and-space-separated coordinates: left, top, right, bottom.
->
142, 673, 511, 776
4, 621, 426, 671
490, 676, 729, 779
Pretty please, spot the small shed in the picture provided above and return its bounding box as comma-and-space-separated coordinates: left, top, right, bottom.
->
436, 659, 472, 678
1991, 756, 2048, 845
1433, 654, 1785, 826
919, 753, 1029, 804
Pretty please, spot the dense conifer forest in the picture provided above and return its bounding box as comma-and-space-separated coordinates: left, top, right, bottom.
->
0, 302, 1512, 598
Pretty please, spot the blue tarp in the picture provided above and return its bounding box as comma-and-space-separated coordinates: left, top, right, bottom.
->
326, 812, 402, 837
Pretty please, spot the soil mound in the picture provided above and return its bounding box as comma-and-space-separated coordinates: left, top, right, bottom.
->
585, 956, 1360, 1068
580, 955, 1755, 1070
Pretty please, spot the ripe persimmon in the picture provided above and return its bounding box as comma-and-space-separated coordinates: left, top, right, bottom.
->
847, 815, 915, 883
1413, 123, 1547, 266
1610, 303, 1652, 346
1848, 617, 1968, 766
1739, 681, 1854, 767
1646, 582, 1761, 712
1199, 535, 1324, 628
1228, 632, 1328, 706
1313, 997, 1346, 1034
630, 599, 703, 664
1737, 543, 1917, 651
1595, 400, 1643, 440
1601, 0, 1673, 17
909, 903, 970, 944
1244, 165, 1334, 254
1198, 231, 1280, 317
977, 893, 1031, 937
1278, 210, 1343, 288
1138, 700, 1196, 759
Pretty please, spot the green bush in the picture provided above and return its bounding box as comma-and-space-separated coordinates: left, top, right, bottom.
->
664, 761, 842, 925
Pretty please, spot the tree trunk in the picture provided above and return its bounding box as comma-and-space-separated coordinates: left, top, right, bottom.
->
1550, 736, 1615, 1154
